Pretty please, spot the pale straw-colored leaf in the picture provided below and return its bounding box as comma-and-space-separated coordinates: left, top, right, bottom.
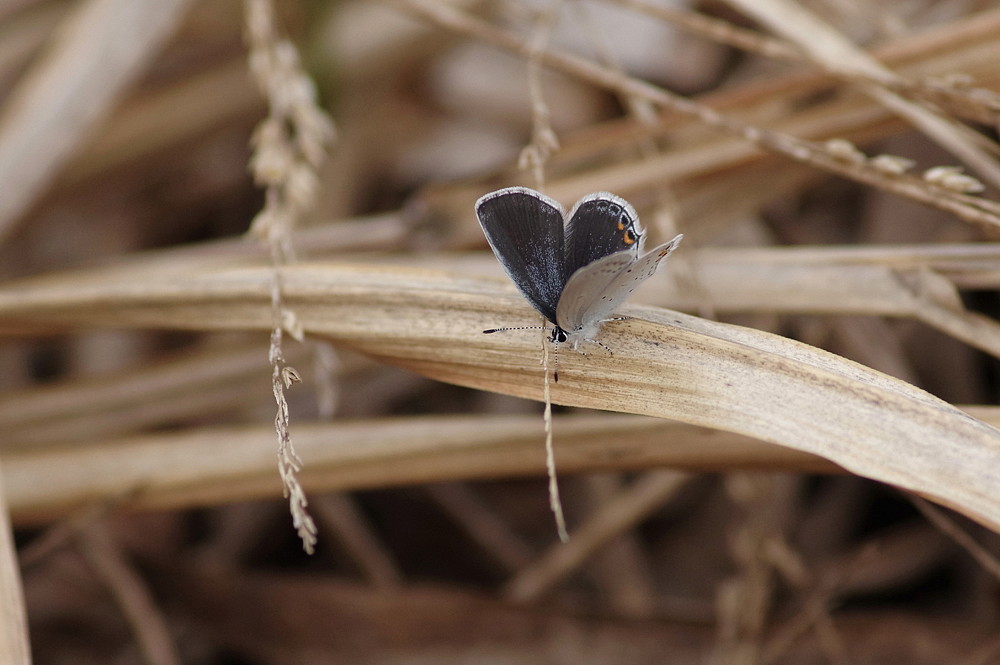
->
0, 0, 194, 244
0, 261, 998, 531
1, 414, 830, 526
0, 467, 30, 665
725, 0, 1000, 188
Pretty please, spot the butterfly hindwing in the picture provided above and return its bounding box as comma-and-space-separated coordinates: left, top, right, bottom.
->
476, 187, 566, 323
554, 251, 634, 336
563, 192, 643, 278
556, 234, 683, 338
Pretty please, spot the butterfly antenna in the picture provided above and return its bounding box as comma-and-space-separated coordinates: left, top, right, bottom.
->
483, 325, 547, 334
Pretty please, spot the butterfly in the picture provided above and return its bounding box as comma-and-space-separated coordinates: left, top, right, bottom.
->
476, 186, 682, 351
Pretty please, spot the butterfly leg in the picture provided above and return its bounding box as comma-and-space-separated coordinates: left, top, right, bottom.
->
586, 338, 613, 354
570, 337, 612, 355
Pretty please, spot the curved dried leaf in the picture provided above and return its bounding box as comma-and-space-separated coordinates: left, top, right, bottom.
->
3, 415, 830, 525
0, 261, 998, 531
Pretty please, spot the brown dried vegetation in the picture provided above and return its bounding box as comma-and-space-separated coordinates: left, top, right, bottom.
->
1, 1, 1000, 664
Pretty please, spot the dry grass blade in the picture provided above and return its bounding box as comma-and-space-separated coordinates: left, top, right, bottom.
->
398, 0, 1000, 230
679, 246, 1000, 359
75, 523, 181, 665
0, 467, 30, 665
489, 7, 1000, 221
503, 470, 690, 602
7, 1, 1000, 659
0, 261, 998, 532
0, 0, 194, 243
3, 413, 830, 526
726, 0, 1000, 187
63, 58, 264, 185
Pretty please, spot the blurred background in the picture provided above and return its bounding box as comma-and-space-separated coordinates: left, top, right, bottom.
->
1, 1, 1000, 663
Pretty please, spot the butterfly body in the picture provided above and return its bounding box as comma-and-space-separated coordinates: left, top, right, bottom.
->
476, 186, 682, 349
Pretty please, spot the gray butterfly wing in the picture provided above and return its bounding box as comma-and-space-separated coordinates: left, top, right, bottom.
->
556, 234, 683, 337
554, 252, 633, 335
476, 187, 566, 324
563, 192, 643, 277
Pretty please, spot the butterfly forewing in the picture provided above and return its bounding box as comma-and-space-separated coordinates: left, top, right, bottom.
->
563, 192, 643, 278
556, 234, 683, 336
476, 187, 566, 323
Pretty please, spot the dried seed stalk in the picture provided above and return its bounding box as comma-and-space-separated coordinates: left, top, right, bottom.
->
244, 0, 335, 554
